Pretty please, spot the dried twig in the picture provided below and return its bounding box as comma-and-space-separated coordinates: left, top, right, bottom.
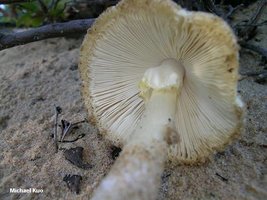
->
224, 4, 244, 19
52, 106, 87, 150
37, 0, 48, 14
237, 0, 267, 41
60, 119, 86, 142
86, 0, 118, 5
201, 0, 244, 23
59, 134, 86, 143
0, 18, 94, 51
215, 172, 228, 182
240, 71, 267, 84
240, 42, 267, 59
53, 106, 62, 153
240, 71, 267, 77
236, 20, 267, 27
0, 0, 36, 3
232, 0, 267, 59
202, 0, 224, 17
248, 0, 267, 26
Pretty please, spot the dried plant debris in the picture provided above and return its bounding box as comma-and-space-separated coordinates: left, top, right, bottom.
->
59, 133, 86, 143
53, 106, 62, 152
64, 147, 92, 169
59, 119, 86, 142
69, 64, 78, 71
215, 172, 229, 182
236, 0, 267, 41
235, 1, 267, 59
52, 105, 86, 152
63, 174, 82, 194
0, 115, 10, 131
110, 145, 122, 160
255, 72, 267, 84
240, 70, 267, 84
204, 0, 267, 60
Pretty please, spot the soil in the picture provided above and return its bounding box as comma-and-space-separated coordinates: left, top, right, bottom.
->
0, 2, 266, 200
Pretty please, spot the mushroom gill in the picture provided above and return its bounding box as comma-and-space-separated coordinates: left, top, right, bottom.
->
80, 0, 242, 163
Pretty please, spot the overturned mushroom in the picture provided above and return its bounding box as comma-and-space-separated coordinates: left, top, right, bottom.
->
79, 0, 244, 199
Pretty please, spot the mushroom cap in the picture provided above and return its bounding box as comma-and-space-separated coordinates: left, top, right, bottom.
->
79, 0, 244, 163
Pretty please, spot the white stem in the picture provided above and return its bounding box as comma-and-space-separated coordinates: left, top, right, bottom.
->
92, 59, 184, 200
91, 90, 178, 200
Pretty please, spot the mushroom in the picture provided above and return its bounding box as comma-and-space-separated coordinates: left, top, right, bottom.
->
79, 0, 244, 199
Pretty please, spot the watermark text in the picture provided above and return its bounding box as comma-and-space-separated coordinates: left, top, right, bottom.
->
10, 188, 43, 193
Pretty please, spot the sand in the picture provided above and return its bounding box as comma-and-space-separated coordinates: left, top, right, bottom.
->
0, 3, 266, 200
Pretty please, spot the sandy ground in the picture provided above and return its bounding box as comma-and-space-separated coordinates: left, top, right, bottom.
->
0, 3, 266, 200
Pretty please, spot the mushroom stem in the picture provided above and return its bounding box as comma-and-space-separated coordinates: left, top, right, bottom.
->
92, 60, 184, 200
92, 90, 178, 200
